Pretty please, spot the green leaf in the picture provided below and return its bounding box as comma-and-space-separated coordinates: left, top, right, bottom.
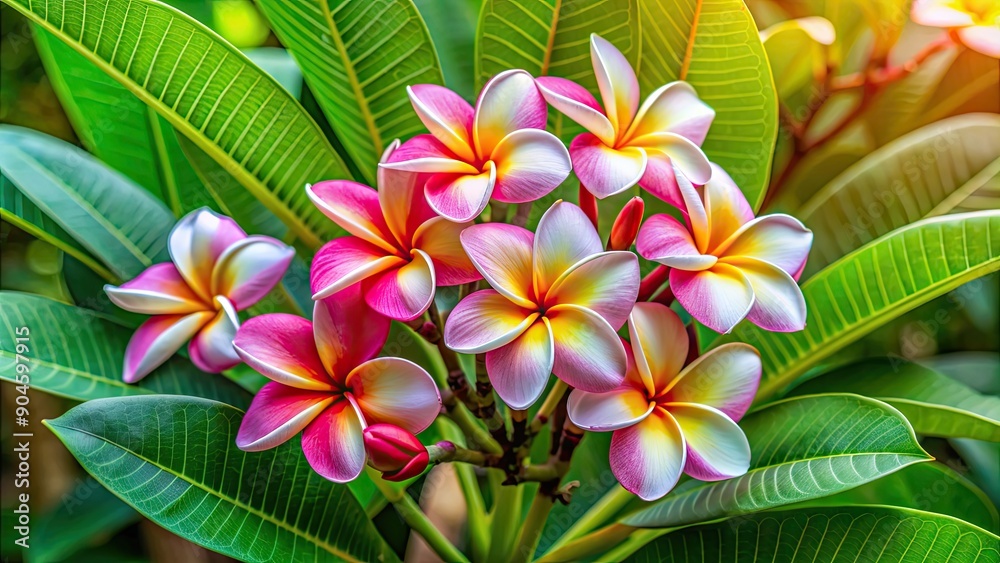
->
624, 506, 1000, 563
32, 480, 139, 563
414, 0, 477, 99
715, 211, 1000, 402
622, 394, 930, 528
798, 114, 1000, 274
0, 291, 251, 408
1, 0, 352, 250
0, 125, 175, 283
46, 396, 399, 563
255, 0, 443, 182
791, 359, 1000, 441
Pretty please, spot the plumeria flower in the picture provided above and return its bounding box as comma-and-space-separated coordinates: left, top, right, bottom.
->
568, 303, 760, 500
309, 141, 481, 321
105, 209, 293, 382
444, 201, 640, 409
911, 0, 1000, 58
637, 164, 812, 334
535, 34, 715, 201
380, 70, 572, 222
234, 286, 441, 483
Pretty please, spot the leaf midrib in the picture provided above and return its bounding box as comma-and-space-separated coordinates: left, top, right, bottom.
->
0, 208, 118, 283
0, 350, 145, 395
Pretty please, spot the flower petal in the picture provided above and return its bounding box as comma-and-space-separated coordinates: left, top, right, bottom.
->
717, 214, 814, 275
547, 304, 627, 393
636, 214, 717, 271
567, 386, 653, 431
211, 236, 294, 310
379, 134, 479, 174
624, 81, 715, 145
590, 34, 640, 137
628, 302, 688, 396
490, 129, 572, 203
188, 296, 241, 373
533, 200, 603, 298
732, 257, 808, 332
105, 263, 207, 315
668, 403, 751, 481
460, 223, 536, 308
310, 238, 406, 300
233, 313, 335, 390
363, 249, 436, 322
485, 319, 554, 410
664, 343, 761, 421
407, 84, 476, 162
348, 357, 441, 434
307, 181, 397, 254
473, 69, 547, 159
545, 251, 640, 328
535, 76, 615, 145
638, 153, 683, 208
610, 408, 686, 501
629, 133, 712, 185
313, 284, 390, 381
676, 167, 710, 252
236, 382, 335, 451
570, 133, 647, 199
910, 0, 976, 27
123, 311, 213, 383
379, 140, 437, 246
444, 289, 537, 354
670, 264, 754, 334
169, 208, 247, 301
957, 25, 1000, 59
702, 163, 755, 251
301, 396, 367, 483
412, 217, 481, 286
424, 163, 496, 223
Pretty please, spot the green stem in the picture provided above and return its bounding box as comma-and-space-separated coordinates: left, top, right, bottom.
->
372, 475, 470, 563
440, 423, 490, 563
446, 402, 502, 454
543, 483, 632, 555
535, 523, 634, 563
486, 473, 522, 562
600, 529, 669, 561
510, 490, 555, 563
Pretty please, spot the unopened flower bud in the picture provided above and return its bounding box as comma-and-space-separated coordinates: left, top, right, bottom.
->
608, 197, 644, 250
363, 423, 429, 482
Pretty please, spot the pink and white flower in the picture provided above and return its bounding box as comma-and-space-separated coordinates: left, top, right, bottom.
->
637, 165, 813, 334
309, 142, 481, 321
444, 201, 640, 409
380, 70, 572, 222
105, 209, 294, 382
568, 302, 760, 500
234, 286, 441, 483
911, 0, 1000, 58
536, 34, 715, 201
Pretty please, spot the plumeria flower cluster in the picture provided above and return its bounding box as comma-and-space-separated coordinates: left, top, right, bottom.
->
105, 33, 813, 502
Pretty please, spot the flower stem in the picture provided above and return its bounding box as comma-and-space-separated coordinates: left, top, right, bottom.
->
529, 380, 568, 434
534, 523, 634, 563
440, 421, 490, 562
371, 474, 470, 563
512, 202, 533, 227
542, 483, 632, 555
638, 265, 670, 301
510, 489, 556, 563
486, 473, 523, 562
445, 401, 502, 455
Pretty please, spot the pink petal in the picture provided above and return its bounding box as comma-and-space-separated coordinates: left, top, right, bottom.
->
188, 296, 241, 373
306, 181, 397, 254
716, 214, 814, 275
443, 289, 537, 354
424, 163, 496, 223
624, 81, 715, 146
547, 304, 627, 393
570, 133, 647, 199
533, 200, 603, 298
363, 249, 436, 322
958, 25, 1000, 58
663, 343, 761, 421
670, 265, 754, 334
544, 251, 639, 329
310, 238, 406, 300
407, 84, 476, 162
638, 153, 683, 208
535, 76, 616, 145
910, 0, 976, 27
732, 257, 808, 332
636, 214, 717, 271
675, 168, 711, 253
473, 69, 548, 159
236, 381, 335, 451
701, 164, 755, 251
379, 134, 479, 174
123, 311, 213, 383
348, 357, 441, 434
378, 140, 437, 246
610, 408, 686, 501
211, 236, 294, 310
590, 34, 640, 138
301, 396, 367, 483
567, 386, 653, 431
233, 313, 335, 390
460, 223, 536, 308
490, 129, 572, 203
485, 319, 554, 410
105, 263, 207, 315
629, 133, 712, 185
412, 217, 481, 286
169, 208, 247, 301
313, 284, 390, 381
628, 302, 688, 396
667, 403, 750, 481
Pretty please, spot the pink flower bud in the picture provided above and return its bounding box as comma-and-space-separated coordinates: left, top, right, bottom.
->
363, 423, 429, 482
608, 197, 644, 250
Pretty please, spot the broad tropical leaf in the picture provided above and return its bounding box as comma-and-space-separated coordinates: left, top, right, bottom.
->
1, 0, 351, 249
716, 211, 1000, 402
625, 506, 1000, 562
32, 481, 139, 563
792, 359, 1000, 441
255, 0, 443, 182
622, 394, 929, 528
414, 0, 477, 98
0, 292, 251, 408
0, 126, 174, 283
46, 396, 399, 562
798, 114, 1000, 274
